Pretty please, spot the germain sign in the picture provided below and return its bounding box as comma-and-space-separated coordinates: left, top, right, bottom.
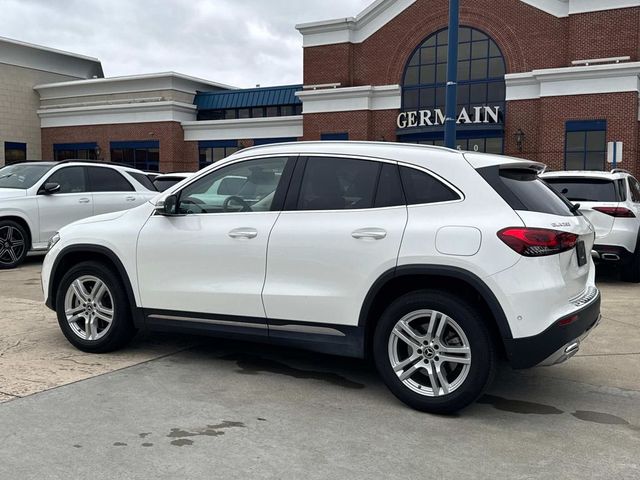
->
397, 106, 502, 129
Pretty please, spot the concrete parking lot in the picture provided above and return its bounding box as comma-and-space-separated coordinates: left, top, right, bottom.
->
0, 257, 639, 479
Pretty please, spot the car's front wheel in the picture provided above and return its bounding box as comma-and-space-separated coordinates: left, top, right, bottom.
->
0, 220, 28, 269
55, 261, 136, 353
374, 290, 496, 414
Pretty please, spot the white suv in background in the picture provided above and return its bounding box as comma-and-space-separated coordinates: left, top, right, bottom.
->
543, 169, 640, 282
42, 142, 601, 413
0, 161, 157, 269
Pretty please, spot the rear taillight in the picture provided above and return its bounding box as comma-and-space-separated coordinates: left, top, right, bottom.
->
497, 228, 579, 257
593, 207, 636, 218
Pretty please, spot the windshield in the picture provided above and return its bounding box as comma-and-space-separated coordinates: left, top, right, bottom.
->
0, 163, 54, 189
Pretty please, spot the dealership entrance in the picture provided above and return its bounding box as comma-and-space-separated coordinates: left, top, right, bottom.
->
397, 26, 506, 154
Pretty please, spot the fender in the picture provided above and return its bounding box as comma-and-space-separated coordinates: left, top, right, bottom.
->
47, 244, 144, 328
358, 264, 513, 340
0, 209, 37, 248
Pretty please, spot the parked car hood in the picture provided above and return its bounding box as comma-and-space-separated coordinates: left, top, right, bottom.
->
0, 188, 27, 200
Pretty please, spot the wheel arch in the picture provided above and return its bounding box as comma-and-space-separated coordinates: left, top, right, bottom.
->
48, 244, 144, 328
0, 215, 33, 249
359, 265, 513, 358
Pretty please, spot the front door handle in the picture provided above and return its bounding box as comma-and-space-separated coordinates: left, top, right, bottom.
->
352, 228, 387, 240
228, 228, 258, 240
78, 197, 90, 204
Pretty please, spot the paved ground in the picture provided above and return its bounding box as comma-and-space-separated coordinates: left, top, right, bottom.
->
0, 258, 638, 479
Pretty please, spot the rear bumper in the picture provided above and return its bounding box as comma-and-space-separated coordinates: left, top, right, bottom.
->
504, 292, 601, 369
592, 245, 633, 263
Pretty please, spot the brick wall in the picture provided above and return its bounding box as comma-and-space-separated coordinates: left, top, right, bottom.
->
41, 122, 198, 172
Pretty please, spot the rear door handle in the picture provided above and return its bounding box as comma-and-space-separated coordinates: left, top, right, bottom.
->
78, 198, 90, 204
125, 196, 136, 202
228, 228, 258, 240
352, 228, 387, 240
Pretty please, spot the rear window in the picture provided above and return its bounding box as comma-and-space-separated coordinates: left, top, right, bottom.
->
129, 171, 157, 191
479, 167, 577, 216
154, 177, 185, 192
544, 178, 618, 202
399, 166, 460, 205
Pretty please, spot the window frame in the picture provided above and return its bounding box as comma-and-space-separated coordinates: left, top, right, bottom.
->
564, 120, 607, 171
172, 155, 297, 216
40, 165, 88, 194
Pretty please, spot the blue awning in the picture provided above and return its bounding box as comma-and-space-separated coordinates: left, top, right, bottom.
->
195, 85, 303, 110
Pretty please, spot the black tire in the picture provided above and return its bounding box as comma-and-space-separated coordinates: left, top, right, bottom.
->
373, 290, 496, 414
621, 248, 640, 283
0, 219, 29, 269
55, 261, 136, 353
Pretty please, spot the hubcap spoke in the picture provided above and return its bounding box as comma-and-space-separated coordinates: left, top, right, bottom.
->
399, 360, 424, 381
440, 345, 470, 355
425, 362, 441, 395
392, 324, 421, 349
393, 353, 421, 373
72, 280, 91, 302
94, 308, 113, 324
434, 362, 450, 395
438, 354, 471, 365
65, 305, 84, 317
91, 280, 107, 302
67, 314, 84, 326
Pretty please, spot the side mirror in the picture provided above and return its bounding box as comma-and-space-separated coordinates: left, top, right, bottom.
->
155, 194, 179, 216
40, 182, 61, 195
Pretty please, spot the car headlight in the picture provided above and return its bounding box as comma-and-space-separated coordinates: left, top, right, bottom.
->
48, 233, 60, 250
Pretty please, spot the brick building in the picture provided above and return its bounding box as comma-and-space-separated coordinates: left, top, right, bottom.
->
3, 0, 640, 174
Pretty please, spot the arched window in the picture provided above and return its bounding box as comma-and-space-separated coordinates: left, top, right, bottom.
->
400, 27, 506, 153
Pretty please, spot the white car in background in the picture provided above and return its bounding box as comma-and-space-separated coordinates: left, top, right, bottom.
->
0, 161, 157, 269
542, 169, 640, 282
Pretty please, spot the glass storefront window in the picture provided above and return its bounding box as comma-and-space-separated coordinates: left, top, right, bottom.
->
4, 142, 27, 164
565, 121, 607, 171
198, 142, 239, 170
110, 141, 160, 171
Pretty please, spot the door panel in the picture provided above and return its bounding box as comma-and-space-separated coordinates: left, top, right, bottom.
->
36, 166, 92, 243
136, 156, 291, 320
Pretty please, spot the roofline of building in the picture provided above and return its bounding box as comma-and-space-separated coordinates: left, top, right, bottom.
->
297, 0, 640, 47
196, 84, 303, 97
0, 35, 102, 64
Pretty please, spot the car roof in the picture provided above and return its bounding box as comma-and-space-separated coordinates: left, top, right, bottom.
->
229, 141, 545, 170
155, 172, 192, 178
52, 160, 146, 175
541, 170, 628, 180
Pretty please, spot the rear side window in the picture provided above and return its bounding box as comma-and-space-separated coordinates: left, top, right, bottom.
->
399, 166, 460, 205
87, 167, 134, 192
128, 171, 156, 191
544, 178, 619, 202
297, 157, 380, 210
374, 163, 405, 208
628, 177, 640, 203
484, 168, 575, 216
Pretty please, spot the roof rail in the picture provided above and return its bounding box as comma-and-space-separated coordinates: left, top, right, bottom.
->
611, 168, 631, 175
57, 159, 138, 169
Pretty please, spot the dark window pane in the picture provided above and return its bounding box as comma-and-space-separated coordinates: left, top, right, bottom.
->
586, 131, 606, 152
471, 40, 489, 59
225, 109, 236, 119
46, 167, 86, 194
488, 57, 505, 77
87, 167, 134, 192
566, 152, 584, 170
404, 90, 419, 109
436, 45, 448, 63
419, 89, 434, 108
111, 149, 124, 163
281, 105, 294, 116
212, 147, 226, 162
436, 65, 447, 83
266, 106, 279, 117
405, 66, 419, 85
458, 43, 470, 61
420, 47, 436, 65
238, 109, 250, 119
472, 29, 487, 41
470, 83, 487, 102
298, 157, 380, 211
420, 65, 436, 84
457, 84, 470, 104
435, 87, 446, 108
457, 61, 470, 81
458, 27, 471, 43
375, 163, 405, 208
408, 52, 420, 66
566, 132, 585, 152
400, 167, 459, 205
489, 42, 502, 57
485, 137, 503, 154
436, 30, 448, 45
585, 152, 605, 171
470, 59, 488, 80
251, 108, 264, 118
487, 82, 505, 102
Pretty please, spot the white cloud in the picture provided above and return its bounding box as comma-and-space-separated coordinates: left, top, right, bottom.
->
0, 0, 372, 87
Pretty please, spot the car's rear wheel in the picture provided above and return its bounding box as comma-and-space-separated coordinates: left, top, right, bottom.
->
374, 290, 496, 414
55, 261, 136, 353
0, 220, 28, 269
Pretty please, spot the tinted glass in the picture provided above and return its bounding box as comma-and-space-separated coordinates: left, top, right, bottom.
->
128, 171, 156, 191
87, 167, 134, 192
179, 157, 287, 214
154, 176, 190, 192
46, 166, 86, 193
375, 163, 405, 208
500, 170, 574, 216
298, 157, 380, 211
628, 178, 640, 203
0, 163, 54, 189
545, 178, 618, 202
400, 167, 459, 205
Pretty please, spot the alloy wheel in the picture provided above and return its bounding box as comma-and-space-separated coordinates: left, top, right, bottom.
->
0, 225, 25, 266
64, 275, 115, 341
388, 309, 472, 397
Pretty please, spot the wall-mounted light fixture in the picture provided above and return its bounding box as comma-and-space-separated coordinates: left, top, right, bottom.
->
95, 145, 102, 160
514, 129, 526, 152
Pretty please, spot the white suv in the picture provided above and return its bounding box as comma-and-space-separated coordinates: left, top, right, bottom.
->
542, 170, 640, 282
0, 161, 157, 268
42, 142, 601, 413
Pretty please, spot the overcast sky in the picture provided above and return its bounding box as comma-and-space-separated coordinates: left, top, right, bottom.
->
0, 0, 372, 87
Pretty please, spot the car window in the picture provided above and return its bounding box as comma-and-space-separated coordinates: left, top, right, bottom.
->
629, 178, 640, 203
128, 171, 157, 191
499, 169, 575, 216
297, 157, 380, 211
399, 166, 460, 205
179, 157, 287, 214
45, 166, 86, 194
87, 167, 134, 192
375, 163, 405, 208
544, 178, 619, 202
153, 177, 186, 192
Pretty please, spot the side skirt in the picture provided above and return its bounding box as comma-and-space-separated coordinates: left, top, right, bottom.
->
143, 309, 365, 358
